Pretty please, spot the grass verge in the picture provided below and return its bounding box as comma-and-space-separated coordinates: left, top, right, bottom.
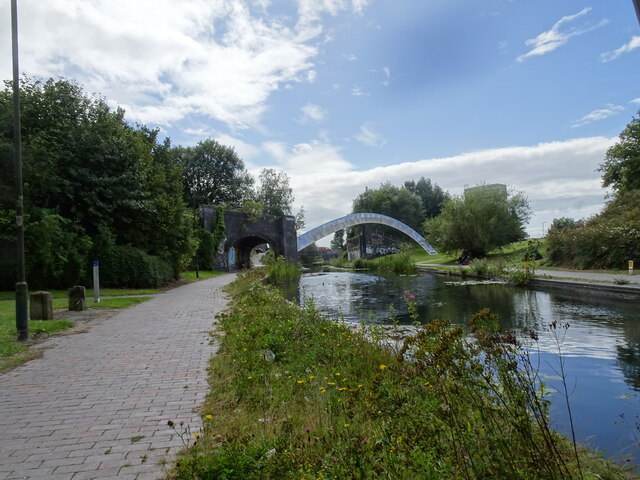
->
181, 271, 225, 283
168, 271, 632, 479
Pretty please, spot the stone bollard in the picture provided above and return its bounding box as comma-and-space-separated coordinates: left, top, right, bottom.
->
68, 285, 87, 311
30, 291, 54, 320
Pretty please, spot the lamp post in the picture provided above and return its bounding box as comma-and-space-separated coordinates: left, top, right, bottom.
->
12, 0, 28, 341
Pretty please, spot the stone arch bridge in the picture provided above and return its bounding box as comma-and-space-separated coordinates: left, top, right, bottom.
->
200, 207, 436, 271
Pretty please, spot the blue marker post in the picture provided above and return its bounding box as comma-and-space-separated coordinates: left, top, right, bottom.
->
92, 260, 100, 303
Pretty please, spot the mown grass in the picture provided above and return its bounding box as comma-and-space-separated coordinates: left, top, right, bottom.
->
181, 270, 225, 283
0, 287, 159, 301
168, 271, 633, 479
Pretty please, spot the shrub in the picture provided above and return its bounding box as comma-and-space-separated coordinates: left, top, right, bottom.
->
266, 256, 301, 286
99, 245, 174, 288
546, 192, 640, 269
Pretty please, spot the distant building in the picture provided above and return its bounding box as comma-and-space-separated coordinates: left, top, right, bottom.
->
464, 183, 507, 196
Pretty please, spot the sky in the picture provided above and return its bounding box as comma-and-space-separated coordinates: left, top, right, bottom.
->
1, 0, 639, 245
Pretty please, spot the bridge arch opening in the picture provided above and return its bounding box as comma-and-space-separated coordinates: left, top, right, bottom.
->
230, 235, 276, 269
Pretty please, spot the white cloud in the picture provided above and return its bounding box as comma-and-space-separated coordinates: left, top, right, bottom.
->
0, 0, 331, 129
517, 8, 606, 62
381, 66, 391, 86
572, 104, 624, 127
343, 54, 358, 62
601, 36, 640, 62
300, 103, 327, 123
354, 123, 386, 148
275, 136, 614, 242
351, 85, 367, 96
632, 98, 640, 105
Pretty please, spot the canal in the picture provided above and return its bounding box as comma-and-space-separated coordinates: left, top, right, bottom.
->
292, 270, 640, 465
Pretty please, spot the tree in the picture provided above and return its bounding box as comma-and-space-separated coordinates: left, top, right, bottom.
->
404, 177, 449, 219
0, 77, 193, 286
176, 139, 254, 208
598, 112, 640, 195
256, 168, 295, 216
330, 229, 346, 251
426, 186, 531, 258
352, 182, 424, 230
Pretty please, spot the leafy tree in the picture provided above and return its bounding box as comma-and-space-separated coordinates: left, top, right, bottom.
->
426, 186, 531, 258
404, 177, 450, 219
176, 139, 254, 208
330, 229, 346, 251
352, 182, 424, 230
255, 168, 304, 223
598, 112, 640, 195
0, 77, 193, 285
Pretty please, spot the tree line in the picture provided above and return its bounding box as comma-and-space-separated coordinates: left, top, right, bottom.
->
0, 78, 299, 289
334, 178, 530, 259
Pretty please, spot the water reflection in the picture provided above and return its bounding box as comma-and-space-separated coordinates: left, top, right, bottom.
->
295, 271, 640, 464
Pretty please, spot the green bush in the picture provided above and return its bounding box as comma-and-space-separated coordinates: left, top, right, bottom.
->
266, 256, 301, 286
353, 253, 416, 274
98, 245, 174, 288
547, 192, 640, 269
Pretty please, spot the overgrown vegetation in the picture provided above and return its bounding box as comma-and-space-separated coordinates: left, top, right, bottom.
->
168, 272, 630, 479
266, 257, 301, 286
353, 252, 416, 274
546, 112, 640, 270
546, 192, 640, 269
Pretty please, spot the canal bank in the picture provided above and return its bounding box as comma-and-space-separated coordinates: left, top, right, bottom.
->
416, 263, 640, 297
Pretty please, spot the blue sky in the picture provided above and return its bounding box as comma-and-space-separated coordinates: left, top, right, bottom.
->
1, 1, 639, 243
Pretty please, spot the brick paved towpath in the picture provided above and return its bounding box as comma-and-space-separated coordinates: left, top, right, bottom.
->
0, 273, 236, 480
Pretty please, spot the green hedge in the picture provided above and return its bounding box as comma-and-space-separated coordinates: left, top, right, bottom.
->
98, 245, 174, 288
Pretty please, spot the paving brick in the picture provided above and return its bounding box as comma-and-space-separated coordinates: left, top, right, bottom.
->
0, 274, 234, 480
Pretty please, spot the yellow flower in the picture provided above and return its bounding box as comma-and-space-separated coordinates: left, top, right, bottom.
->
334, 372, 341, 376
205, 414, 213, 419
297, 380, 305, 384
357, 384, 363, 388
309, 376, 315, 379
338, 387, 347, 391
343, 423, 350, 428
327, 382, 336, 385
379, 364, 387, 370
247, 376, 253, 379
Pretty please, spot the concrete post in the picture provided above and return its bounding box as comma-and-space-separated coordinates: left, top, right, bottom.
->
30, 291, 53, 320
68, 285, 87, 311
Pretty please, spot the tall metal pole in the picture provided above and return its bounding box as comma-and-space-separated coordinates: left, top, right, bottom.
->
12, 0, 28, 341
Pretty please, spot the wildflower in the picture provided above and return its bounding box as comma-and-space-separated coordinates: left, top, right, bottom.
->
357, 384, 363, 388
379, 364, 387, 370
343, 423, 350, 428
205, 414, 213, 420
338, 387, 347, 391
167, 420, 174, 427
334, 372, 341, 376
327, 382, 336, 385
305, 427, 311, 433
309, 376, 315, 379
193, 433, 199, 438
247, 376, 253, 379
179, 420, 184, 426
297, 380, 305, 384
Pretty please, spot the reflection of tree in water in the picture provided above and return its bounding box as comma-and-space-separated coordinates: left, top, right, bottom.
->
616, 320, 640, 392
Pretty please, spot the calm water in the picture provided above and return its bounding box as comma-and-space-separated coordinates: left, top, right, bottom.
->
294, 270, 640, 465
